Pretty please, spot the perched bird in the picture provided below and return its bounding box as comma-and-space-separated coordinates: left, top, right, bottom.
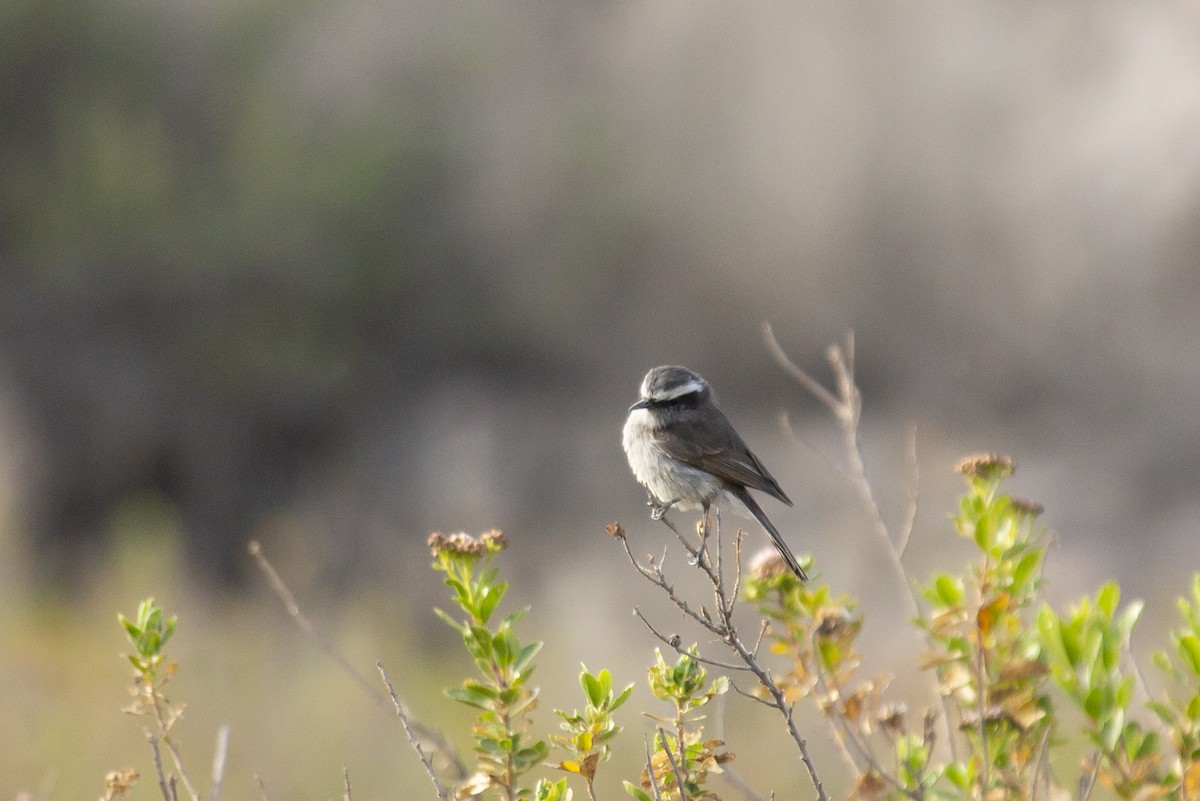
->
622, 365, 807, 580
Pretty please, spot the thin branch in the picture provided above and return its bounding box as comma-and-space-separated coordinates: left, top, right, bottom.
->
729, 529, 746, 616
378, 661, 451, 801
766, 329, 960, 763
1077, 753, 1101, 801
975, 636, 990, 796
249, 540, 467, 779
342, 766, 352, 801
618, 533, 722, 635
778, 410, 856, 488
763, 322, 840, 412
807, 632, 920, 800
148, 689, 199, 801
1125, 631, 1166, 737
897, 424, 920, 559
617, 508, 832, 801
750, 617, 769, 659
249, 540, 380, 699
722, 765, 770, 801
1030, 724, 1052, 801
147, 729, 176, 801
632, 608, 751, 671
644, 736, 664, 801
729, 679, 777, 708
211, 725, 229, 801
657, 728, 689, 801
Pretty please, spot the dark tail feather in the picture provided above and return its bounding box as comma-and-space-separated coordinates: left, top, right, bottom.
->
731, 487, 808, 581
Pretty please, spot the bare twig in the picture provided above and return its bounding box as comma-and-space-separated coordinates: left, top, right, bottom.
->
644, 736, 664, 801
342, 766, 352, 801
729, 680, 777, 708
721, 766, 770, 801
621, 512, 832, 801
211, 725, 229, 801
249, 540, 467, 779
762, 323, 839, 412
807, 633, 920, 799
378, 661, 451, 801
658, 728, 689, 801
249, 541, 380, 699
975, 633, 990, 796
633, 607, 752, 671
148, 692, 199, 801
1077, 753, 1101, 801
1030, 724, 1052, 801
617, 533, 722, 635
764, 328, 960, 763
897, 424, 920, 559
147, 730, 176, 801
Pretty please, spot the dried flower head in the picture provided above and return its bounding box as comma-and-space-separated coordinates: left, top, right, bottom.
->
876, 703, 908, 737
749, 548, 791, 581
427, 530, 507, 557
480, 529, 508, 550
605, 522, 626, 540
815, 608, 853, 639
102, 768, 140, 800
955, 453, 1015, 481
1009, 496, 1045, 518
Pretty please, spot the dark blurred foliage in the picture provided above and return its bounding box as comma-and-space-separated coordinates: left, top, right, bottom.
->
3, 0, 1200, 592
0, 0, 549, 582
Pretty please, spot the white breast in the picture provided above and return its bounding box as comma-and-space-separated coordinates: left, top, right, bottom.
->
622, 409, 722, 510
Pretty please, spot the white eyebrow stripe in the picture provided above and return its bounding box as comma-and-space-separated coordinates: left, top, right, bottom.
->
656, 379, 706, 401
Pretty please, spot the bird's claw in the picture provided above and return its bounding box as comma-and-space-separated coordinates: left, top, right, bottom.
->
647, 497, 677, 521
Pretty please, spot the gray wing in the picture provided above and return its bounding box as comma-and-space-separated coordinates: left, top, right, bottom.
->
655, 411, 793, 506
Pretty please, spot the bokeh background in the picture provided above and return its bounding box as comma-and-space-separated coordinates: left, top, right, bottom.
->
4, 1, 1200, 798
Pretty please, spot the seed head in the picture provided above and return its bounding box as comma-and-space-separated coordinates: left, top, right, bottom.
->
1009, 496, 1045, 518
955, 453, 1015, 481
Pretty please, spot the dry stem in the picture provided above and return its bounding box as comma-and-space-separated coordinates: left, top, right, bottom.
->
763, 324, 959, 762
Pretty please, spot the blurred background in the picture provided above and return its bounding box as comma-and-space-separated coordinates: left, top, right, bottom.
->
4, 1, 1200, 797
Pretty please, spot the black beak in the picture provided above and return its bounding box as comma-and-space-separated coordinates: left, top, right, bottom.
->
629, 398, 651, 412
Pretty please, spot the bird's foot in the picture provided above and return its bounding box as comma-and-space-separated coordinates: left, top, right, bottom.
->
648, 497, 678, 521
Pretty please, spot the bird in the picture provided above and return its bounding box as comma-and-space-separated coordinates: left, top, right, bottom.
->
622, 365, 807, 580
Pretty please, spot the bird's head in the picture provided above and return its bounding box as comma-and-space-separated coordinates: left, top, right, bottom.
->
629, 365, 711, 412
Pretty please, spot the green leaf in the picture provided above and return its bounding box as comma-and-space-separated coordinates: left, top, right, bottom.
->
447, 682, 498, 710
1115, 676, 1133, 710
624, 782, 653, 801
1102, 708, 1125, 752
1013, 549, 1044, 588
118, 614, 141, 639
934, 574, 965, 608
1188, 695, 1200, 722
477, 581, 506, 624
1135, 729, 1160, 761
433, 607, 466, 634
1147, 700, 1176, 726
581, 671, 604, 707
492, 628, 515, 668
1179, 634, 1200, 676
1118, 599, 1144, 635
612, 684, 634, 710
944, 761, 972, 790
476, 736, 504, 755
514, 641, 543, 674
1151, 650, 1174, 676
1097, 583, 1119, 620
1083, 686, 1106, 721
